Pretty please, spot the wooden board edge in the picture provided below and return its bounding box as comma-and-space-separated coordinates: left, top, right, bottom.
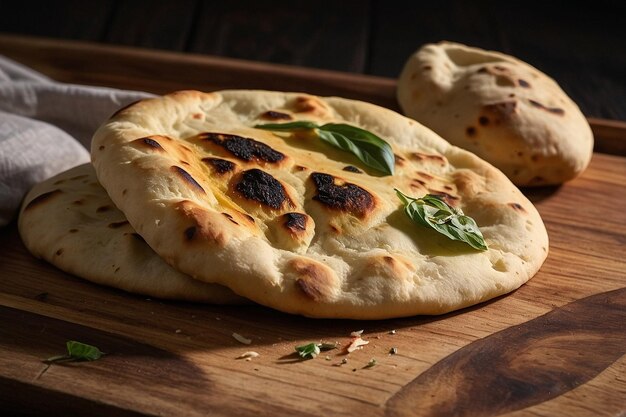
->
588, 117, 626, 156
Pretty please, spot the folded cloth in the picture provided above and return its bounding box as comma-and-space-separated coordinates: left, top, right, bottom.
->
0, 55, 155, 226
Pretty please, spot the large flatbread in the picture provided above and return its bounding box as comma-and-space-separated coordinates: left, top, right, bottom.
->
91, 90, 548, 319
18, 163, 245, 304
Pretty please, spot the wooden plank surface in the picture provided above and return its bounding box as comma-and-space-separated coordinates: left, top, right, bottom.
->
0, 36, 624, 417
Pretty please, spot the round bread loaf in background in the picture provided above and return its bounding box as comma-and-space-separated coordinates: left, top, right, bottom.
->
397, 41, 593, 186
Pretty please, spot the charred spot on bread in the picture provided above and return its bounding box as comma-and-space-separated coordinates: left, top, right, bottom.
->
416, 171, 434, 181
143, 137, 164, 149
528, 99, 565, 115
202, 133, 284, 163
429, 191, 460, 206
130, 137, 165, 152
343, 165, 362, 173
509, 202, 526, 212
96, 205, 112, 213
108, 220, 129, 229
171, 166, 205, 194
175, 200, 233, 245
293, 96, 320, 113
260, 110, 292, 120
310, 173, 374, 218
410, 179, 427, 191
518, 79, 531, 88
222, 212, 239, 225
465, 126, 477, 137
235, 169, 291, 210
238, 211, 256, 224
24, 189, 63, 211
290, 259, 335, 302
410, 152, 448, 166
184, 226, 197, 241
394, 154, 406, 167
283, 212, 308, 233
367, 254, 414, 281
202, 157, 237, 175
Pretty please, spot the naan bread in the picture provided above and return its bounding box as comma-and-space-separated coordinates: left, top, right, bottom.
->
92, 90, 548, 319
397, 42, 593, 186
18, 163, 245, 304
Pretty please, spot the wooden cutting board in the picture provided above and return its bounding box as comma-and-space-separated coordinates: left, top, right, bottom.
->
0, 35, 624, 417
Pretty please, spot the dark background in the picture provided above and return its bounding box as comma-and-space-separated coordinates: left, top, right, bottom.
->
1, 0, 624, 120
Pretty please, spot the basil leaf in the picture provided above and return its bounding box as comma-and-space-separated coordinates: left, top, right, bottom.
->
395, 189, 488, 251
254, 121, 319, 131
255, 121, 395, 175
295, 342, 321, 359
46, 341, 105, 364
66, 340, 104, 361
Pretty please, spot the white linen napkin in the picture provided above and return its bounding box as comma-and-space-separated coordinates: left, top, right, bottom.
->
0, 55, 155, 226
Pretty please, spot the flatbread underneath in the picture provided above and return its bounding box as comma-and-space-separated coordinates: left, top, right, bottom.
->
18, 163, 246, 304
92, 90, 549, 318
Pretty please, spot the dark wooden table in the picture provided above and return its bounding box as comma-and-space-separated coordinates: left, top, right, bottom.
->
1, 0, 624, 120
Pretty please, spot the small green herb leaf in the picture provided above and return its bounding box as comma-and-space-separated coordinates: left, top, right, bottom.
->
395, 189, 488, 251
66, 341, 104, 361
294, 341, 337, 360
255, 121, 395, 175
46, 341, 105, 364
295, 342, 321, 359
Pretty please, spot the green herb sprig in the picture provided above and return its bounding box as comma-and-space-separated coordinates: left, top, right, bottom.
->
254, 121, 395, 175
45, 341, 106, 364
395, 189, 488, 251
295, 342, 339, 360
